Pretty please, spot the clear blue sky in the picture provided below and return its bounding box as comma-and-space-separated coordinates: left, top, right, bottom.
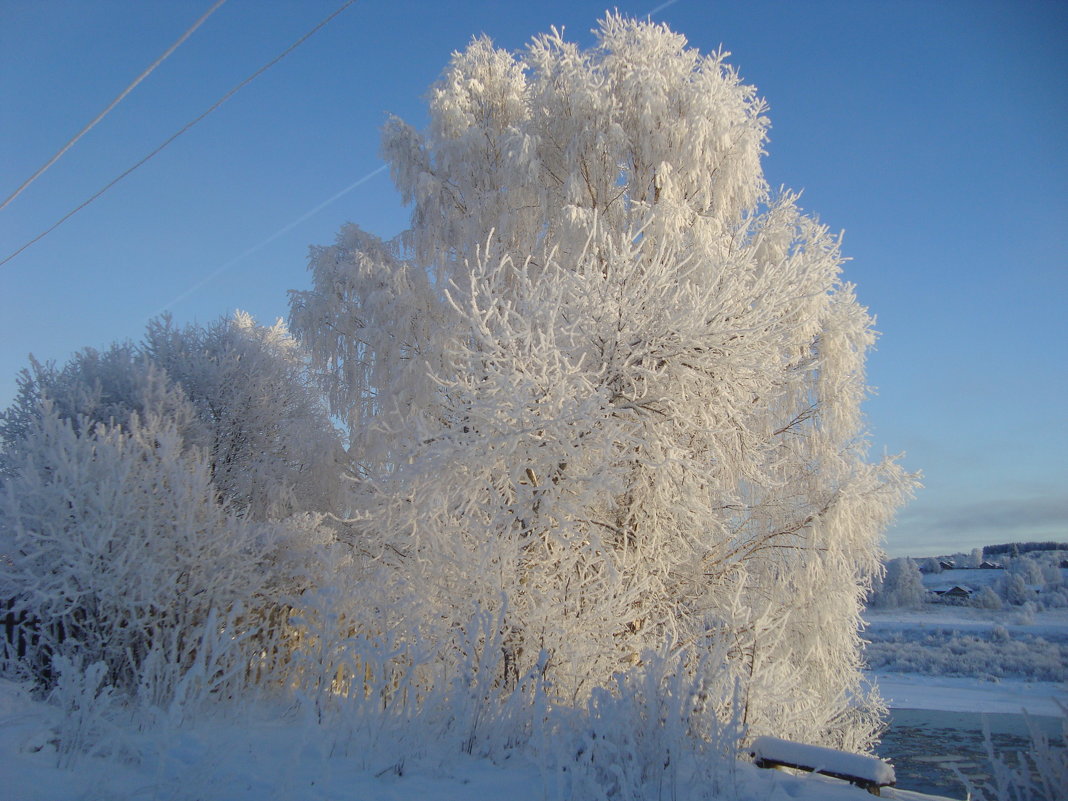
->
2, 0, 1065, 558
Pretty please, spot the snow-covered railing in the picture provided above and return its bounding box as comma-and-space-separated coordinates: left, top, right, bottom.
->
750, 735, 896, 795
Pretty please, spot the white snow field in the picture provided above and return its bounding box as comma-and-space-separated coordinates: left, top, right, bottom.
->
873, 672, 1066, 717
0, 678, 900, 801
4, 607, 1061, 800
1, 605, 1062, 801
864, 605, 1068, 715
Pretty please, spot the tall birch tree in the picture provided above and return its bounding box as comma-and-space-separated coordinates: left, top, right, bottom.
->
290, 14, 916, 750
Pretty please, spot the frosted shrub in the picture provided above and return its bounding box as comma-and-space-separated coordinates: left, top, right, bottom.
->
140, 313, 347, 520
1042, 562, 1065, 588
0, 346, 196, 480
1001, 574, 1036, 606
870, 557, 925, 608
284, 598, 428, 775
972, 585, 1003, 610
0, 403, 331, 705
282, 596, 554, 774
554, 647, 742, 801
1012, 602, 1037, 625
863, 628, 1067, 681
1, 313, 348, 523
0, 310, 350, 724
1040, 587, 1068, 608
1008, 555, 1045, 585
47, 655, 120, 768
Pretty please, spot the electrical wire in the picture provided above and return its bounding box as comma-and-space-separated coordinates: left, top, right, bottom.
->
0, 0, 229, 212
0, 0, 359, 269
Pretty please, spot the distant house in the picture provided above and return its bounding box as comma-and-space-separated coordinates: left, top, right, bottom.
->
941, 585, 973, 601
939, 560, 955, 571
978, 560, 1003, 569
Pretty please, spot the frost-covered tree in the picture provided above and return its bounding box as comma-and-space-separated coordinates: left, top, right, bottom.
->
140, 313, 348, 520
290, 15, 916, 750
1040, 558, 1064, 588
971, 585, 1002, 610
0, 346, 191, 479
1007, 553, 1044, 585
1, 313, 347, 520
920, 557, 942, 574
869, 558, 925, 609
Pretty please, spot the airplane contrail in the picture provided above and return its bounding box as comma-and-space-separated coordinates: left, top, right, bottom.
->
153, 163, 388, 317
646, 0, 681, 19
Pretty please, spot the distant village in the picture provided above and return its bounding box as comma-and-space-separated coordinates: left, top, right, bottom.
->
869, 541, 1068, 609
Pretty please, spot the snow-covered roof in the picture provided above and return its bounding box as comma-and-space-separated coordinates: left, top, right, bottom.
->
933, 585, 974, 596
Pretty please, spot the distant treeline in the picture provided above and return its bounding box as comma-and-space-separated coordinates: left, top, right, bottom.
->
983, 542, 1068, 556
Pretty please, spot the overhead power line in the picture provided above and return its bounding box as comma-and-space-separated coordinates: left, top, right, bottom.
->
0, 0, 229, 212
0, 0, 359, 270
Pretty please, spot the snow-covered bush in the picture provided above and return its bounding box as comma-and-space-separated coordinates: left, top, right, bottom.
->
0, 316, 350, 713
971, 586, 1003, 610
1007, 554, 1045, 585
47, 656, 120, 768
1040, 560, 1065, 588
556, 648, 743, 801
0, 388, 339, 706
1011, 602, 1037, 625
1039, 586, 1068, 609
0, 312, 353, 709
0, 345, 196, 479
920, 557, 942, 574
1000, 573, 1036, 606
290, 13, 916, 752
863, 627, 1067, 681
1, 313, 347, 522
140, 313, 347, 520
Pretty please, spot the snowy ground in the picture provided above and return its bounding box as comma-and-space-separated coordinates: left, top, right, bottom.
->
865, 605, 1068, 634
0, 678, 887, 801
3, 604, 1062, 801
872, 672, 1066, 717
863, 605, 1068, 715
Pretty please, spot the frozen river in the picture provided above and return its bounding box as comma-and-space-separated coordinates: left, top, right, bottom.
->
874, 708, 1063, 798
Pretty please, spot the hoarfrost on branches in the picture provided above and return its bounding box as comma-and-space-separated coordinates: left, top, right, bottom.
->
1, 313, 347, 520
0, 313, 347, 702
291, 14, 917, 751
